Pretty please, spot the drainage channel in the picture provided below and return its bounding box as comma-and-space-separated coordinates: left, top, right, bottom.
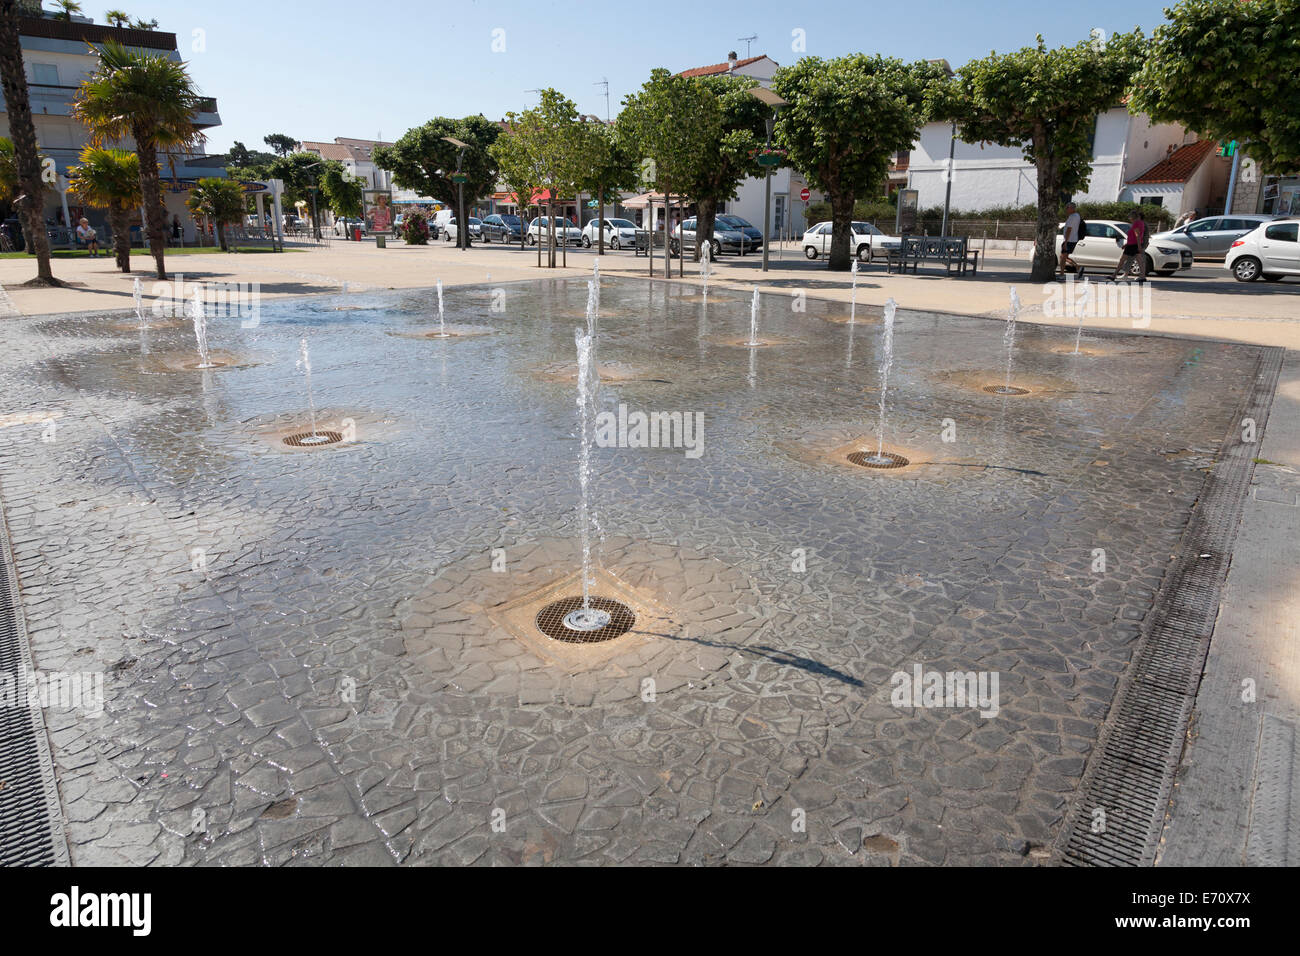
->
1054, 345, 1284, 867
0, 487, 70, 865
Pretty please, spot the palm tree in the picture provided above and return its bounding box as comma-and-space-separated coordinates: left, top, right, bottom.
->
0, 1, 58, 284
185, 177, 244, 252
104, 9, 129, 27
52, 0, 83, 20
73, 40, 203, 280
67, 146, 140, 272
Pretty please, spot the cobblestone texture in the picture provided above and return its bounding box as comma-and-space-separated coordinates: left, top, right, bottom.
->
0, 278, 1263, 865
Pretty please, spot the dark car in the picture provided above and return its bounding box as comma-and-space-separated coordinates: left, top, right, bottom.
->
670, 215, 763, 258
481, 213, 523, 243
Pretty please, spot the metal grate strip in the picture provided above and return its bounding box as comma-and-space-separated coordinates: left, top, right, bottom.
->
1055, 345, 1285, 867
0, 480, 70, 865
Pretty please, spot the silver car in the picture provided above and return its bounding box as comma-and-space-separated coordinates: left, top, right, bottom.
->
1150, 214, 1276, 260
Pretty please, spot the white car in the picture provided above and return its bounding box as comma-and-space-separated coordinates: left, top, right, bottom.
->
582, 217, 637, 249
441, 217, 480, 244
803, 221, 901, 262
527, 217, 582, 246
1225, 218, 1300, 282
1055, 220, 1193, 277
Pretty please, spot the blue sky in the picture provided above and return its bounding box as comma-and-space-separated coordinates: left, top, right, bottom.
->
116, 0, 1179, 154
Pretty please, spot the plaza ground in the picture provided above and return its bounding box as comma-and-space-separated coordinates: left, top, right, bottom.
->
0, 239, 1296, 866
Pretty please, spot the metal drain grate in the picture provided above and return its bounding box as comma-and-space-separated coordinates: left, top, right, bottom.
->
0, 485, 70, 866
1055, 346, 1284, 867
283, 430, 343, 448
983, 385, 1030, 395
536, 596, 635, 644
183, 361, 227, 370
847, 451, 910, 469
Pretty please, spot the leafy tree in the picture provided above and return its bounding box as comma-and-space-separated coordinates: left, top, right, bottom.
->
103, 8, 129, 27
73, 39, 204, 280
929, 32, 1146, 281
129, 16, 156, 30
373, 115, 501, 251
489, 129, 542, 251
571, 119, 638, 255
266, 151, 329, 237
677, 74, 768, 261
773, 54, 943, 271
320, 161, 363, 218
185, 177, 244, 251
227, 140, 274, 168
622, 68, 721, 265
68, 146, 140, 271
52, 0, 82, 20
1129, 0, 1299, 174
263, 133, 299, 157
0, 0, 57, 284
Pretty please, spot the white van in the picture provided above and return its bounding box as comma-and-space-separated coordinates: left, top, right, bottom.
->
432, 209, 454, 238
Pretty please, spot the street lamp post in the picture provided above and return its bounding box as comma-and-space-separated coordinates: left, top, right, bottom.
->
443, 136, 469, 251
748, 87, 788, 273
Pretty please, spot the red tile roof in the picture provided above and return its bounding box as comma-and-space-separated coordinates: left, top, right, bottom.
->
678, 55, 770, 78
1128, 139, 1218, 185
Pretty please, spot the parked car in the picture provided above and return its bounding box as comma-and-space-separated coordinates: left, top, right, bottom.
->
1055, 220, 1193, 277
432, 209, 454, 237
527, 217, 582, 246
1225, 218, 1300, 282
802, 220, 902, 262
670, 216, 762, 258
581, 218, 637, 249
481, 214, 522, 243
441, 217, 479, 244
333, 217, 363, 237
1149, 214, 1276, 260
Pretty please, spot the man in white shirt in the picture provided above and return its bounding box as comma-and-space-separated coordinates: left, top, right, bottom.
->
1058, 203, 1081, 277
75, 217, 99, 257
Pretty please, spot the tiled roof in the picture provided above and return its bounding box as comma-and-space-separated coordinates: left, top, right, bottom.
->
301, 138, 394, 164
678, 54, 771, 78
300, 142, 352, 161
1128, 139, 1218, 185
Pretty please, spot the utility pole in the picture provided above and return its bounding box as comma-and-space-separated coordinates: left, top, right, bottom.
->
595, 78, 610, 123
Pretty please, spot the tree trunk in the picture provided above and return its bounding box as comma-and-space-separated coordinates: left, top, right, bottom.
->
597, 188, 605, 256
109, 203, 130, 272
828, 188, 855, 272
0, 0, 58, 285
547, 199, 556, 268
1032, 133, 1061, 283
217, 221, 228, 252
695, 198, 719, 263
135, 136, 168, 280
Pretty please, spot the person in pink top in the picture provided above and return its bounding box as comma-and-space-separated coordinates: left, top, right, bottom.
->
1112, 209, 1149, 282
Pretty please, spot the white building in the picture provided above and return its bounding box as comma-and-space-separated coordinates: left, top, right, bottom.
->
1, 12, 225, 245
907, 107, 1231, 218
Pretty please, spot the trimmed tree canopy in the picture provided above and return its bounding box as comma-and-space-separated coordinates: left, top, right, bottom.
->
1129, 0, 1300, 173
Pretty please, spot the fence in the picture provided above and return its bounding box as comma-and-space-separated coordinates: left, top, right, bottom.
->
868, 219, 1040, 240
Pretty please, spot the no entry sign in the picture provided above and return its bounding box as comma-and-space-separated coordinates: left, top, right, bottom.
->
799, 187, 810, 201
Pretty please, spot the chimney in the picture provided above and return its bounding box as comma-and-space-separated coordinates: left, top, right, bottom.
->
727, 51, 738, 72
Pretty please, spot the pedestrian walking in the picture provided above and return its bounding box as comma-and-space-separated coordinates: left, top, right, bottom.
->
1058, 202, 1083, 276
1111, 209, 1149, 283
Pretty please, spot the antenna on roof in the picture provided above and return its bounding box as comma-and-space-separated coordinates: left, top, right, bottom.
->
737, 34, 757, 58
595, 77, 610, 123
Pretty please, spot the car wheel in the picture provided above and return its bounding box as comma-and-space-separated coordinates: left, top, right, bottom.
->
610, 236, 620, 250
804, 245, 818, 260
1233, 256, 1262, 282
527, 234, 536, 246
583, 235, 591, 248
1263, 274, 1284, 282
709, 240, 721, 260
857, 244, 871, 262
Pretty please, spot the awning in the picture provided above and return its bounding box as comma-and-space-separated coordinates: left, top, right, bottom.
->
620, 191, 688, 208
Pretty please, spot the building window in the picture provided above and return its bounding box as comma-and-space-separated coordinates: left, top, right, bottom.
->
1139, 196, 1164, 208
32, 63, 59, 86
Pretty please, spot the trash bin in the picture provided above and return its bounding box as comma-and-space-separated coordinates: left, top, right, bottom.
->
352, 226, 361, 242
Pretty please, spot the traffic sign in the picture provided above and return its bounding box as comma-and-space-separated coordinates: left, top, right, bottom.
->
799, 187, 810, 202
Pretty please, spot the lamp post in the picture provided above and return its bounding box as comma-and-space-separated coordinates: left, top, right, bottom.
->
941, 121, 956, 237
748, 87, 788, 272
301, 161, 324, 241
443, 136, 469, 251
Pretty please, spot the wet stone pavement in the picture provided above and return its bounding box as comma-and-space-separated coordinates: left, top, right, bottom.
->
0, 277, 1263, 865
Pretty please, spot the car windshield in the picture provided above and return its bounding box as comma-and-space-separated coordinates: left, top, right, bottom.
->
501, 215, 520, 225
719, 216, 753, 229
852, 222, 883, 235
469, 218, 481, 224
610, 219, 635, 229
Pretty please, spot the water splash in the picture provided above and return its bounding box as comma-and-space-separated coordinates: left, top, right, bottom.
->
436, 279, 445, 336
874, 298, 898, 458
1073, 278, 1092, 354
133, 278, 144, 329
585, 279, 598, 341
569, 327, 610, 630
296, 337, 328, 443
748, 286, 760, 346
850, 259, 859, 325
189, 289, 217, 369
1000, 287, 1021, 393
700, 242, 711, 300
592, 257, 600, 314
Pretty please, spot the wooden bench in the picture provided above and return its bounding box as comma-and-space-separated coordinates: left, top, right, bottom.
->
886, 236, 980, 276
